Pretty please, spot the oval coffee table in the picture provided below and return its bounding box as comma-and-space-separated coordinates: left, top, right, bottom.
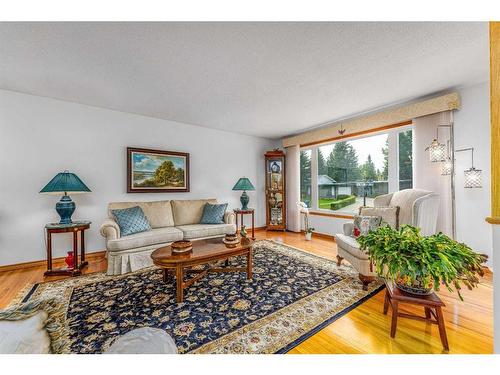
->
151, 238, 253, 303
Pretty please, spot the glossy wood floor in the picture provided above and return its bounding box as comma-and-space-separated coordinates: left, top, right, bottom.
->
0, 230, 493, 354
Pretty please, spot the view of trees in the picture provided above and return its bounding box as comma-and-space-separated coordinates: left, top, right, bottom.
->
300, 150, 311, 203
318, 148, 327, 175
299, 130, 413, 199
381, 139, 389, 180
398, 130, 413, 187
360, 154, 378, 181
326, 142, 361, 182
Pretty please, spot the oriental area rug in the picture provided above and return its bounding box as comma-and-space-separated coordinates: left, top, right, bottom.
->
14, 240, 383, 354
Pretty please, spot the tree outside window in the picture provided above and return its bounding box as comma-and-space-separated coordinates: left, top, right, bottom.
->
300, 149, 312, 207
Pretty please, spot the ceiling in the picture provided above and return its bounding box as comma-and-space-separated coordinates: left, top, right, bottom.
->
0, 22, 489, 139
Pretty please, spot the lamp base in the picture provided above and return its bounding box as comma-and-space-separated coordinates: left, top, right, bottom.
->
240, 191, 250, 210
56, 194, 75, 224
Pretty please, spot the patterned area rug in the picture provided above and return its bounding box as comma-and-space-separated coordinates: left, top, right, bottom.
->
16, 240, 383, 353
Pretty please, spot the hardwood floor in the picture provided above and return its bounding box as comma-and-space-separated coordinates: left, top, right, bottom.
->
0, 230, 493, 354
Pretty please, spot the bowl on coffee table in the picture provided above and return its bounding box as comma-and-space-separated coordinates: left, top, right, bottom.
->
222, 233, 239, 248
171, 240, 193, 254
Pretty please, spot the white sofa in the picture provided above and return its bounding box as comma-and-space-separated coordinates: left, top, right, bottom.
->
335, 189, 439, 290
100, 199, 236, 275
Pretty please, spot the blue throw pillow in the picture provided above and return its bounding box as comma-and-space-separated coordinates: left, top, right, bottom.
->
200, 203, 228, 224
111, 206, 151, 236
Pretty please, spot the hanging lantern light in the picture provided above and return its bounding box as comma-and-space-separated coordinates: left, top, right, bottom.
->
441, 158, 453, 176
428, 139, 446, 162
456, 147, 482, 189
464, 167, 482, 188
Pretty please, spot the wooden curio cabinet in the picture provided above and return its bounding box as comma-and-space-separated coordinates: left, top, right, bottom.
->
265, 150, 286, 231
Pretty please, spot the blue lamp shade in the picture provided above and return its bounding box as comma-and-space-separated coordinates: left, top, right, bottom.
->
232, 177, 255, 210
232, 177, 255, 191
40, 171, 91, 224
40, 171, 91, 194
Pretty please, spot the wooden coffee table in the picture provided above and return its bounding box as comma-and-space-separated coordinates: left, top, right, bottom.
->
151, 238, 253, 303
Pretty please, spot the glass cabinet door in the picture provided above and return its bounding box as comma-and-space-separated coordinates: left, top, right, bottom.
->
265, 151, 286, 229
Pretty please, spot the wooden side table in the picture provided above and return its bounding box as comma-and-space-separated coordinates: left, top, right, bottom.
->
44, 221, 91, 277
384, 281, 449, 350
233, 208, 255, 240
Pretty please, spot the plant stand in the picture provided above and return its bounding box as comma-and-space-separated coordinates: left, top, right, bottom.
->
384, 281, 449, 351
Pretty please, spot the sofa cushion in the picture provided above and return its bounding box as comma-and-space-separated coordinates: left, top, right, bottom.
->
359, 206, 400, 229
171, 199, 217, 226
0, 298, 68, 354
335, 234, 369, 260
200, 203, 228, 224
107, 227, 183, 252
108, 200, 175, 228
0, 311, 50, 354
176, 224, 236, 240
353, 215, 382, 237
112, 206, 152, 236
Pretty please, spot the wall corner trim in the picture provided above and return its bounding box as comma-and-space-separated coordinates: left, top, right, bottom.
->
490, 22, 500, 221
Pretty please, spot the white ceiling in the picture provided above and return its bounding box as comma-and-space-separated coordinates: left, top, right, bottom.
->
0, 22, 489, 139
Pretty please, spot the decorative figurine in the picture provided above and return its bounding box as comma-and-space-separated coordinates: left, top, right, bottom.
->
64, 251, 74, 269
240, 225, 251, 245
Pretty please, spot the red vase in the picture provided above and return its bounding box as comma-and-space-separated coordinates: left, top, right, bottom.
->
65, 251, 74, 269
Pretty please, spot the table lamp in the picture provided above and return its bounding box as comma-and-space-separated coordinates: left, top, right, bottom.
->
40, 171, 91, 224
232, 177, 255, 210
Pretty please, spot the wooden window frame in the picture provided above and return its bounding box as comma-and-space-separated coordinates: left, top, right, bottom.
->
299, 120, 413, 218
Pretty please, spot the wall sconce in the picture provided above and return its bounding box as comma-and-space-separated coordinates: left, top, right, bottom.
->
455, 147, 482, 188
426, 125, 450, 162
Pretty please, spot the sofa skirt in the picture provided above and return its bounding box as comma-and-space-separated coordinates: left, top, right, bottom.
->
106, 234, 232, 275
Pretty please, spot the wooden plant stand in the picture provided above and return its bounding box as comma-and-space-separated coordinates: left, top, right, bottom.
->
384, 281, 449, 351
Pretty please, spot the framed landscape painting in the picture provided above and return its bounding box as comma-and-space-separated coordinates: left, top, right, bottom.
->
127, 147, 190, 193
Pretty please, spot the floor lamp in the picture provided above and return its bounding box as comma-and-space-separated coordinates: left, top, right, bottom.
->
426, 119, 456, 239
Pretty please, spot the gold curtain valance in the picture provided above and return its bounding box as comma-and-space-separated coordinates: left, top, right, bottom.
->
282, 92, 460, 147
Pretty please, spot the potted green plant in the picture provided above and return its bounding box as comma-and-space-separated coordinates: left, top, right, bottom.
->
357, 225, 487, 300
305, 226, 315, 241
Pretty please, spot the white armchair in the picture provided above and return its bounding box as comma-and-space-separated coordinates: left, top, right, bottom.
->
335, 189, 439, 290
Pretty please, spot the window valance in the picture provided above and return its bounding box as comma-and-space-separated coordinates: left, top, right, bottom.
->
282, 92, 460, 148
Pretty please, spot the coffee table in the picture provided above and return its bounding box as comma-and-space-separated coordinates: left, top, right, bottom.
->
151, 238, 253, 303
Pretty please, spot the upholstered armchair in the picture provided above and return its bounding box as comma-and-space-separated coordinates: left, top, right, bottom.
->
335, 189, 439, 290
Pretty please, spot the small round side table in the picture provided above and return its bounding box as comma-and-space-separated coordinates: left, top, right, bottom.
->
44, 221, 91, 277
233, 208, 255, 240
